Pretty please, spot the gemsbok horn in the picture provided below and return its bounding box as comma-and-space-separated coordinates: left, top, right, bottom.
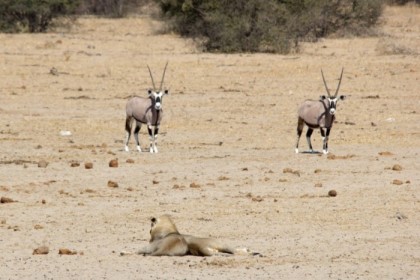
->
125, 62, 169, 153
295, 68, 346, 154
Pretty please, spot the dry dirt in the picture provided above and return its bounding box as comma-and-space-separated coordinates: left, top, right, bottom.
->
0, 5, 419, 280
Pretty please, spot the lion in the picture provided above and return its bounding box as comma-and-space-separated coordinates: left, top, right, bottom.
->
120, 214, 259, 257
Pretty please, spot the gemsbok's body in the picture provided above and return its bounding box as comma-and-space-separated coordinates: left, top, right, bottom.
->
125, 63, 169, 153
295, 68, 346, 154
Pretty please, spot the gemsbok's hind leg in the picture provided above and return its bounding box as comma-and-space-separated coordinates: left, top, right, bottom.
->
125, 116, 133, 152
306, 128, 314, 152
295, 117, 305, 153
133, 121, 142, 152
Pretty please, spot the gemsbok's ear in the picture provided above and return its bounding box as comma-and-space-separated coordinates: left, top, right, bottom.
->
164, 89, 169, 95
320, 95, 327, 100
340, 95, 346, 100
148, 89, 153, 96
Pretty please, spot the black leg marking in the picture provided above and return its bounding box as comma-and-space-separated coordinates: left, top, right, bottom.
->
325, 128, 331, 151
134, 125, 140, 134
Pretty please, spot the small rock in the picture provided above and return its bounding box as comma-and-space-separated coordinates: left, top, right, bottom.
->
314, 183, 323, 188
41, 199, 46, 204
109, 159, 118, 168
107, 180, 119, 188
38, 160, 48, 168
283, 168, 300, 176
59, 130, 72, 136
34, 224, 44, 230
190, 182, 201, 188
84, 162, 93, 169
70, 162, 80, 167
392, 179, 403, 185
378, 151, 393, 156
328, 190, 337, 197
327, 154, 336, 160
314, 169, 322, 174
152, 180, 159, 184
1, 196, 16, 203
252, 196, 264, 202
59, 248, 77, 255
392, 164, 402, 171
395, 212, 407, 220
126, 159, 135, 164
33, 246, 49, 255
50, 67, 59, 76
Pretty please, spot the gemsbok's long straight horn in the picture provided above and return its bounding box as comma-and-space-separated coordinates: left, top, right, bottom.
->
147, 65, 157, 91
334, 67, 344, 98
321, 69, 331, 97
159, 62, 169, 92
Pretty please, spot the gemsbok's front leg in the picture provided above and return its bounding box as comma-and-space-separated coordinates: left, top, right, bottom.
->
321, 128, 331, 154
153, 125, 159, 153
148, 125, 158, 153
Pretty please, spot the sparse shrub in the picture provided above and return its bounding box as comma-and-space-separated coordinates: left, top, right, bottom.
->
387, 0, 419, 5
0, 0, 79, 33
78, 0, 147, 17
155, 0, 385, 53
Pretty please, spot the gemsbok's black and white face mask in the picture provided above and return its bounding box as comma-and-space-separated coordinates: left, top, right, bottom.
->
148, 89, 169, 111
320, 95, 346, 115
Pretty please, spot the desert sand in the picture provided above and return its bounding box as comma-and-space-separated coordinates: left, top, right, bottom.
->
0, 4, 419, 280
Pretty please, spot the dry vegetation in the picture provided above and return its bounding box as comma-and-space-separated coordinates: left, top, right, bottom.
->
0, 4, 419, 280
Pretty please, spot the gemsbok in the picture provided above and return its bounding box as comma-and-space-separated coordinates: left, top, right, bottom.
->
295, 68, 346, 154
125, 63, 169, 153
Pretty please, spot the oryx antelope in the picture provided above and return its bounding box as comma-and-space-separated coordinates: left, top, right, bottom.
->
125, 63, 169, 153
295, 68, 346, 154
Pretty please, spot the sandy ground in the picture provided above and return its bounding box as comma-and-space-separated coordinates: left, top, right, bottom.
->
0, 4, 419, 280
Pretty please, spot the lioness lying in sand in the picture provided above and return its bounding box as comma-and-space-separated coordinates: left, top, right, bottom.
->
120, 214, 259, 256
